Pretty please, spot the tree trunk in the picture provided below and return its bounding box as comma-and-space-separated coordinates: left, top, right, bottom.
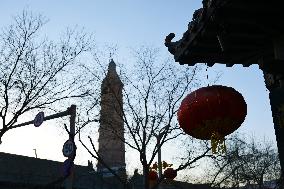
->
143, 165, 149, 189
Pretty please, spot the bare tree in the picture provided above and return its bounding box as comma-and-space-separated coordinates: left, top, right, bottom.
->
0, 10, 94, 143
209, 134, 281, 189
79, 47, 214, 189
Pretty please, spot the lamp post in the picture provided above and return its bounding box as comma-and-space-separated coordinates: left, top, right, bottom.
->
151, 133, 162, 189
156, 134, 162, 178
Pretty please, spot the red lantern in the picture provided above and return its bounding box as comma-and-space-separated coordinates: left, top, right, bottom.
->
178, 85, 247, 153
164, 168, 177, 180
148, 170, 158, 181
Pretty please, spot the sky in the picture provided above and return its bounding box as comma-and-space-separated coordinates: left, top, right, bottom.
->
0, 0, 277, 178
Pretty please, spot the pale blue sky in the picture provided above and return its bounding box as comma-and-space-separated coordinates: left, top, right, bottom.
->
0, 0, 276, 177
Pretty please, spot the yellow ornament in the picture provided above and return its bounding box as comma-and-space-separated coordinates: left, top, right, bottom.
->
211, 132, 226, 154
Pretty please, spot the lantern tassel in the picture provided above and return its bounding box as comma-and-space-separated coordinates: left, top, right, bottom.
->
211, 132, 226, 154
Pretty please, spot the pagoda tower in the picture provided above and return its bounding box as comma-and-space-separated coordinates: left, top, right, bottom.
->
97, 59, 126, 175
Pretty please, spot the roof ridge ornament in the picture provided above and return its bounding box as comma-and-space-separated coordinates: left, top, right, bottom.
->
165, 33, 179, 54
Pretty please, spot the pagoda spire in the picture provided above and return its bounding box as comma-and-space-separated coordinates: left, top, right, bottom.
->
108, 58, 116, 71
97, 59, 125, 178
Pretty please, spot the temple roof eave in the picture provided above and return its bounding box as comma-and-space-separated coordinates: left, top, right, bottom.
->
165, 0, 284, 73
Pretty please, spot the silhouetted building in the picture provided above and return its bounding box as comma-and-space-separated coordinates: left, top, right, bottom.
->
0, 152, 95, 189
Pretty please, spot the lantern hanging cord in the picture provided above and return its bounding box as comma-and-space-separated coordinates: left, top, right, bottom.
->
206, 63, 209, 86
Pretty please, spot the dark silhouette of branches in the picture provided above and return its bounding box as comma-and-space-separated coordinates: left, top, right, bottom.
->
209, 134, 281, 188
0, 10, 95, 143
79, 47, 214, 189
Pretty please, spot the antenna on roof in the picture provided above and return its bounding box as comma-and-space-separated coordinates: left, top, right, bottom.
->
33, 149, 38, 158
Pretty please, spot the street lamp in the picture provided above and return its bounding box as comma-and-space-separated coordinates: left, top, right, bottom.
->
155, 133, 163, 178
